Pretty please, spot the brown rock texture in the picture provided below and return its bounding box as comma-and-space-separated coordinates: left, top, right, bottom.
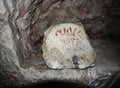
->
0, 0, 120, 87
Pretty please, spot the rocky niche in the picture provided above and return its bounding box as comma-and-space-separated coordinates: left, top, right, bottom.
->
0, 0, 120, 88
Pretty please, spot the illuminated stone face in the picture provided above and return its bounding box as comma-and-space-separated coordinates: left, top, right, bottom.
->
42, 23, 96, 69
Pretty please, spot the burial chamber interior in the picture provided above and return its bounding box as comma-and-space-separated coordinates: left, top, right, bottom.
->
0, 0, 120, 88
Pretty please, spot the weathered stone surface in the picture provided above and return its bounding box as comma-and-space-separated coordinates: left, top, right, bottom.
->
43, 23, 96, 69
0, 0, 120, 87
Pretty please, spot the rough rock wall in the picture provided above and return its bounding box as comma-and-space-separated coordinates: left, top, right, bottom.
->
0, 0, 120, 87
0, 0, 119, 69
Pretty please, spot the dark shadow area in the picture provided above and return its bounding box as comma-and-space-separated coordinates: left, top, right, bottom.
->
0, 78, 120, 88
21, 78, 120, 88
23, 80, 90, 88
109, 77, 120, 88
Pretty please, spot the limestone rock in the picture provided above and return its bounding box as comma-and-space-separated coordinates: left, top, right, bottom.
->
42, 23, 96, 69
0, 0, 120, 87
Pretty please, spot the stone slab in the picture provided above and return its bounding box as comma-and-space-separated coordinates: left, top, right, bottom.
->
42, 23, 96, 69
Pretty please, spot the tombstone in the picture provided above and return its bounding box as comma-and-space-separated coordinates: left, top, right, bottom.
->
42, 23, 96, 69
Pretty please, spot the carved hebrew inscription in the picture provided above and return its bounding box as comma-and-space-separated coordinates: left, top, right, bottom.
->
42, 23, 96, 69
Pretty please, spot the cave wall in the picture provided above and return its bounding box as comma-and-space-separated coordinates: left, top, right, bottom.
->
0, 0, 120, 87
1, 0, 119, 68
